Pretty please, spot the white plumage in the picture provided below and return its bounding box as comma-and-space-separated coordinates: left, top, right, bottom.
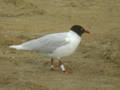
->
9, 25, 90, 74
9, 31, 81, 59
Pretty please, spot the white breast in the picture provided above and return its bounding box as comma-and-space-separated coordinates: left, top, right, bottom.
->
49, 31, 81, 59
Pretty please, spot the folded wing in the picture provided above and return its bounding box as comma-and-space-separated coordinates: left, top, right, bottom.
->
21, 33, 69, 53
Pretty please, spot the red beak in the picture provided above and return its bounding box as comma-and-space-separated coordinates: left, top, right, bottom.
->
84, 30, 90, 34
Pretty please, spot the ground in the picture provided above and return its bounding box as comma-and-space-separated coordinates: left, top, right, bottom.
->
0, 0, 120, 90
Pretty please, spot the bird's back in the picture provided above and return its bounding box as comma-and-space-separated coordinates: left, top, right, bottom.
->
20, 32, 69, 53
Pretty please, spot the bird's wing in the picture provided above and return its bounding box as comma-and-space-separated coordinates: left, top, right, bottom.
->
22, 32, 69, 53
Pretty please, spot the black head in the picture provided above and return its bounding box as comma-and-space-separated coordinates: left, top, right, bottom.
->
71, 25, 90, 36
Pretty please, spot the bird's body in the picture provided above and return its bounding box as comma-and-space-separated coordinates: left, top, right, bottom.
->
48, 31, 81, 59
10, 31, 81, 59
9, 25, 90, 74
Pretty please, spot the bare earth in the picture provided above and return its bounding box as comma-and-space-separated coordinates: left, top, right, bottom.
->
0, 0, 120, 90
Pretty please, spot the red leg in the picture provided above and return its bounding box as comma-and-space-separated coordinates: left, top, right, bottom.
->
50, 58, 59, 71
50, 58, 54, 70
59, 60, 72, 74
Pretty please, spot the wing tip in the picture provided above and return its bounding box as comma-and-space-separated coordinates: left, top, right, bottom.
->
9, 45, 23, 50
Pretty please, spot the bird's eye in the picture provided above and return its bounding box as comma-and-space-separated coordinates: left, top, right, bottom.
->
81, 28, 84, 32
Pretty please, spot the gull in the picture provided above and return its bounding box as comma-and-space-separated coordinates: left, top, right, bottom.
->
9, 25, 90, 74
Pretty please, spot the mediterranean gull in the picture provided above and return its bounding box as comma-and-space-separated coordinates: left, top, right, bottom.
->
9, 25, 90, 74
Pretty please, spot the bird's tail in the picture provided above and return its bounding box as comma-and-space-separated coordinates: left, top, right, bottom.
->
9, 45, 24, 50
